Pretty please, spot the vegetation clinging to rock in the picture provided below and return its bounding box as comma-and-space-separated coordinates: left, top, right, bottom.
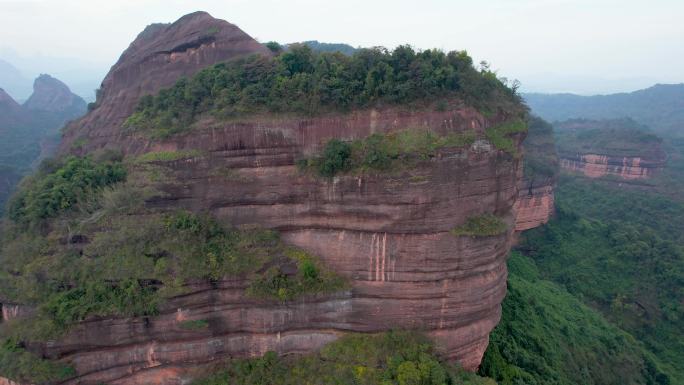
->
301, 128, 477, 177
452, 214, 508, 237
193, 331, 496, 385
125, 44, 524, 138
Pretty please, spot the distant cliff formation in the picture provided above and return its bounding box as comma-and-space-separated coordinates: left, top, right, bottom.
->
514, 116, 558, 231
554, 118, 666, 181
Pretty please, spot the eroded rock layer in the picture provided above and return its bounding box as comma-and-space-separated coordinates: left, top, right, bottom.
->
514, 181, 554, 231
9, 12, 526, 385
31, 104, 522, 385
560, 154, 663, 180
59, 11, 271, 154
513, 116, 558, 231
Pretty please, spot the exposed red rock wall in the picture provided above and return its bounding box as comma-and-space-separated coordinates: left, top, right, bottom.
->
59, 11, 271, 154
34, 105, 524, 385
514, 182, 554, 231
560, 154, 663, 180
25, 12, 527, 385
0, 302, 34, 322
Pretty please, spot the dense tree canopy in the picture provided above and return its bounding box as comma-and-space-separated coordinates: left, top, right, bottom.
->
125, 44, 524, 138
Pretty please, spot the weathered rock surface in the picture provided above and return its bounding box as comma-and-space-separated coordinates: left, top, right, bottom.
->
11, 12, 526, 385
59, 11, 271, 154
23, 74, 86, 116
40, 102, 523, 385
560, 154, 664, 180
514, 116, 558, 231
514, 179, 555, 231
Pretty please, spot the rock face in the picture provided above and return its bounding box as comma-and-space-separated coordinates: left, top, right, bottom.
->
59, 11, 271, 154
514, 180, 555, 231
560, 154, 663, 180
38, 104, 523, 385
555, 118, 666, 181
13, 12, 526, 385
23, 74, 86, 116
514, 116, 558, 231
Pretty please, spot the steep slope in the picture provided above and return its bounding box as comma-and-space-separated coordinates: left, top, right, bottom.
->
23, 75, 86, 116
0, 76, 86, 214
60, 11, 271, 154
0, 88, 24, 131
513, 117, 558, 231
524, 84, 684, 137
480, 252, 671, 385
0, 13, 527, 385
555, 118, 666, 181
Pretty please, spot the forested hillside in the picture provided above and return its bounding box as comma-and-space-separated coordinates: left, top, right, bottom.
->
524, 84, 684, 137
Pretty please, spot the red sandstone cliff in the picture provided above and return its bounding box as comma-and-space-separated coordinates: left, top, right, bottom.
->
59, 11, 271, 154
2, 13, 527, 385
514, 116, 558, 232
555, 118, 666, 181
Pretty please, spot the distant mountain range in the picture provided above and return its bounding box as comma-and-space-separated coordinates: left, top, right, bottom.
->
298, 40, 358, 55
0, 59, 33, 100
0, 74, 86, 213
524, 84, 684, 136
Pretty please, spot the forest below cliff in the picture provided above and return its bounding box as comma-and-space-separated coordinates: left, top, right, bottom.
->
479, 120, 684, 385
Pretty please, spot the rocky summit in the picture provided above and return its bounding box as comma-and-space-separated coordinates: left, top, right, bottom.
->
0, 11, 533, 385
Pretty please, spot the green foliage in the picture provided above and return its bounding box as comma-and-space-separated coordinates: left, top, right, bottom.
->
192, 331, 496, 385
0, 190, 345, 338
480, 252, 671, 385
125, 44, 523, 138
524, 84, 684, 137
264, 41, 282, 53
452, 214, 507, 237
512, 176, 684, 382
247, 249, 347, 301
134, 149, 203, 163
522, 116, 559, 181
7, 156, 126, 226
179, 319, 210, 330
307, 129, 477, 177
300, 40, 358, 56
42, 280, 159, 328
553, 118, 662, 158
484, 119, 527, 155
318, 139, 352, 177
0, 338, 75, 384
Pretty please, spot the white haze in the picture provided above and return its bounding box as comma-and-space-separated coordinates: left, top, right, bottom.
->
0, 0, 682, 100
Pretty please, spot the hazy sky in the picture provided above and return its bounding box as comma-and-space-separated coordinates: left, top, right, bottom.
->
1, 0, 683, 98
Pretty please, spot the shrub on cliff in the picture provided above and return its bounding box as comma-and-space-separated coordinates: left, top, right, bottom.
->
318, 139, 352, 177
7, 156, 126, 227
192, 331, 496, 385
0, 338, 75, 384
125, 44, 524, 138
452, 214, 507, 237
304, 129, 477, 177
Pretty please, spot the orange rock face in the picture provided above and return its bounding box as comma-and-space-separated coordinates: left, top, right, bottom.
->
514, 183, 555, 231
560, 154, 663, 180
